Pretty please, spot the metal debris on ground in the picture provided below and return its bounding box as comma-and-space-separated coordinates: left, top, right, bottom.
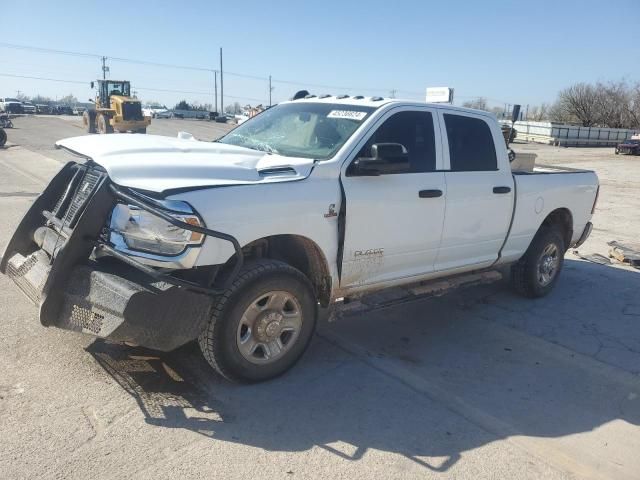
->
607, 241, 640, 269
571, 250, 612, 266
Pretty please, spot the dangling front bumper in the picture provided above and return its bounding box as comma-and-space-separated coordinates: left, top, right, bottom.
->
0, 161, 242, 351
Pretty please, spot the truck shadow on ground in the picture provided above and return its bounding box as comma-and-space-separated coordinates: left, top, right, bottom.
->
86, 259, 640, 473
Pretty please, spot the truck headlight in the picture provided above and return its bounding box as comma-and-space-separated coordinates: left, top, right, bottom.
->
110, 202, 204, 256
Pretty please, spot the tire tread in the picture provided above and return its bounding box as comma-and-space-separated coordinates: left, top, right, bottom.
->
198, 259, 314, 383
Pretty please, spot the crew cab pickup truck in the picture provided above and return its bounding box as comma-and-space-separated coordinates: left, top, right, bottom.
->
0, 96, 599, 382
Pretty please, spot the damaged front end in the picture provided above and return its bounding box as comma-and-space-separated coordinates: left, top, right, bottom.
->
0, 161, 242, 351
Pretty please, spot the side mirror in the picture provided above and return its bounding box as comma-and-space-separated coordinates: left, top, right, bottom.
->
90, 81, 94, 89
508, 149, 516, 163
352, 143, 410, 176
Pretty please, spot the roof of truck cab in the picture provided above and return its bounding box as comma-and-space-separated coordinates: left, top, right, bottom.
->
283, 96, 496, 117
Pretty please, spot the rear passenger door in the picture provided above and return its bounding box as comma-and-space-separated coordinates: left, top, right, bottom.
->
435, 111, 514, 271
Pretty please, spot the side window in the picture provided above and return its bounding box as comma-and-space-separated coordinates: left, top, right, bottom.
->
444, 114, 497, 171
356, 111, 436, 173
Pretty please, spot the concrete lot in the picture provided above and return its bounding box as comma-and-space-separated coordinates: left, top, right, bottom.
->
0, 116, 639, 480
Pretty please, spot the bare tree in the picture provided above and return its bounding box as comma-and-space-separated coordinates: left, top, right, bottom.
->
528, 103, 549, 121
58, 94, 79, 106
462, 97, 488, 111
594, 81, 630, 128
628, 84, 640, 128
551, 83, 599, 126
31, 95, 53, 104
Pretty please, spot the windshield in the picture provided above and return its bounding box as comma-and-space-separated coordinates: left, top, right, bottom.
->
218, 102, 376, 159
625, 139, 640, 144
105, 81, 130, 97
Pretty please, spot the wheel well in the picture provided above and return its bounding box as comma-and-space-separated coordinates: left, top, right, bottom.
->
540, 208, 573, 249
232, 235, 332, 307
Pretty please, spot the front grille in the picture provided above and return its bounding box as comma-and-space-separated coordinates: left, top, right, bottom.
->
122, 102, 143, 121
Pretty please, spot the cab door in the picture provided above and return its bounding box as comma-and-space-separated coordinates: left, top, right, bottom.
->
434, 111, 514, 271
340, 107, 446, 288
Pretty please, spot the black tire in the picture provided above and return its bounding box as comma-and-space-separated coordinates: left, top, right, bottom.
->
198, 260, 317, 383
136, 128, 147, 134
0, 128, 6, 147
83, 110, 96, 134
615, 148, 619, 155
511, 226, 565, 298
97, 114, 113, 134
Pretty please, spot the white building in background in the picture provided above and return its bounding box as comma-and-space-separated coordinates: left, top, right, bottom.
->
512, 121, 638, 147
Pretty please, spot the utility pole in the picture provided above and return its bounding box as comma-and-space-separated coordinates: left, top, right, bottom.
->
525, 104, 529, 121
219, 48, 224, 115
269, 75, 273, 106
214, 70, 218, 113
101, 56, 109, 79
389, 89, 397, 98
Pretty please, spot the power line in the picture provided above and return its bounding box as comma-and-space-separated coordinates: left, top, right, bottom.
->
0, 41, 392, 94
0, 72, 86, 85
0, 72, 266, 103
0, 43, 518, 104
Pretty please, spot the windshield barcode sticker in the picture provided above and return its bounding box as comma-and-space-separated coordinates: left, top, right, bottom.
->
327, 110, 367, 121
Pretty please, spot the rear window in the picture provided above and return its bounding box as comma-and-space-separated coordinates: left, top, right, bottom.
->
444, 114, 497, 171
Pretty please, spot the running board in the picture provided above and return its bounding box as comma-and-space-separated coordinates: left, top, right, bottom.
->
330, 270, 503, 321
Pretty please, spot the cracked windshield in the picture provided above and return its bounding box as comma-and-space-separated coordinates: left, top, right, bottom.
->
218, 102, 374, 158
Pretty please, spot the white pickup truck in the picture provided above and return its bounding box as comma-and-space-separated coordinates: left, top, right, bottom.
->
1, 96, 599, 382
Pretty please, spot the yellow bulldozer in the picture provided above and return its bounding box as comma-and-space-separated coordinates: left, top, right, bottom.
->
83, 80, 150, 134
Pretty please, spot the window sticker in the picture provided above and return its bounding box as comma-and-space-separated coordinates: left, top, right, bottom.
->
327, 110, 368, 121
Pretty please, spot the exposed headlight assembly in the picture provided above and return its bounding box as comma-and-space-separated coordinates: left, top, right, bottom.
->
109, 201, 204, 256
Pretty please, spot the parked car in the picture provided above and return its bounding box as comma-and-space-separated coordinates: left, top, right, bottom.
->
235, 112, 250, 125
1, 97, 599, 383
142, 105, 168, 118
35, 104, 52, 114
154, 110, 173, 119
22, 102, 36, 114
171, 109, 209, 120
72, 106, 86, 116
53, 105, 73, 115
0, 98, 24, 114
615, 138, 640, 155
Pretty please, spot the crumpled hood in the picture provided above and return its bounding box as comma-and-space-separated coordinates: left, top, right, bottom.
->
55, 134, 315, 193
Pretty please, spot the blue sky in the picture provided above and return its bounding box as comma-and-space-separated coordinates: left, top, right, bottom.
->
2, 0, 638, 108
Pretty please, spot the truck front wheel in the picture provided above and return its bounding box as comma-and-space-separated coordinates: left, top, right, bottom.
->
97, 114, 113, 134
83, 110, 96, 133
198, 260, 317, 383
511, 226, 565, 298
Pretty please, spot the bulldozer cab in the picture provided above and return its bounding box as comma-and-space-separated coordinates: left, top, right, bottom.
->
93, 80, 132, 109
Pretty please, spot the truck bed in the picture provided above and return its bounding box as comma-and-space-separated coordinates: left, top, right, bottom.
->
499, 166, 599, 264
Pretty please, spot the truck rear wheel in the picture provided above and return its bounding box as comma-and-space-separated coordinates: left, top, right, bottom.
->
83, 110, 96, 133
198, 260, 317, 383
511, 226, 565, 298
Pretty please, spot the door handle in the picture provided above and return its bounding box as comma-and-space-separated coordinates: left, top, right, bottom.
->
493, 186, 511, 194
419, 189, 443, 198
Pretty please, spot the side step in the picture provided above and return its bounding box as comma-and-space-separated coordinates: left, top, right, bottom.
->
331, 270, 503, 321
